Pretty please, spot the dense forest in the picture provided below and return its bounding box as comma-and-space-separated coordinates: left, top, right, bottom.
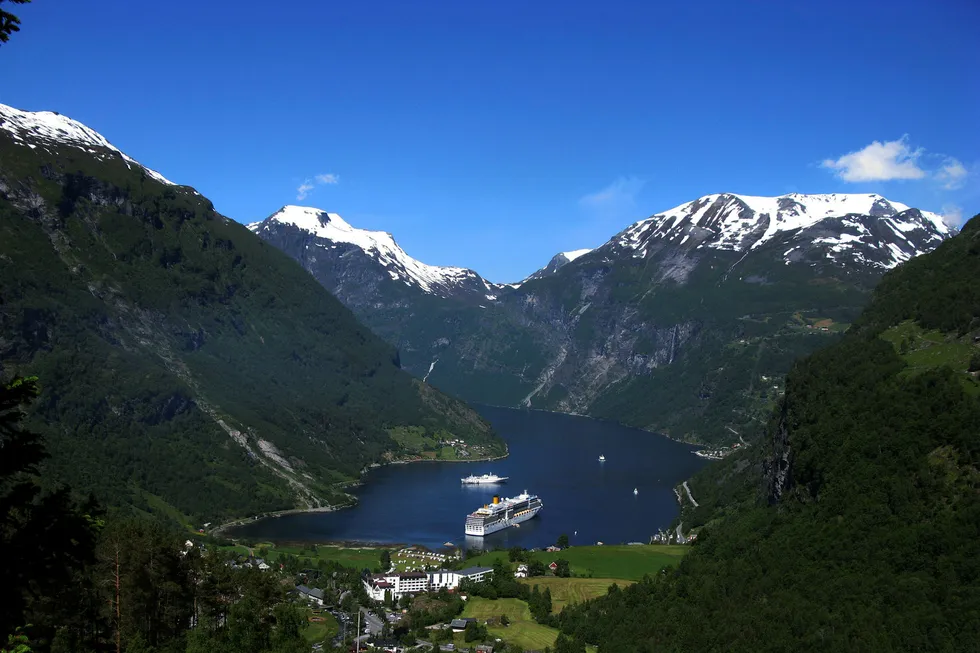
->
0, 124, 503, 524
0, 375, 321, 653
556, 214, 980, 651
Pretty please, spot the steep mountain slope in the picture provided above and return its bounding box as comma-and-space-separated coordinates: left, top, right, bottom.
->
555, 212, 980, 652
0, 103, 501, 523
252, 193, 950, 446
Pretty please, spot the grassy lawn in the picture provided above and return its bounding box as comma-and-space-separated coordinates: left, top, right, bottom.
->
462, 597, 559, 650
302, 610, 339, 643
519, 577, 633, 613
467, 544, 688, 581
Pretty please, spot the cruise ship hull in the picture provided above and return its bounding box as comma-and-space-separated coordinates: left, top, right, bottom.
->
464, 502, 542, 536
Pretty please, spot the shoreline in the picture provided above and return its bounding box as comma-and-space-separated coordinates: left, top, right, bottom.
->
210, 448, 509, 539
210, 504, 347, 538
381, 450, 510, 466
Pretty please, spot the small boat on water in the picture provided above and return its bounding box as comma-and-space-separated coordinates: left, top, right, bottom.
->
633, 488, 638, 495
598, 454, 606, 462
461, 473, 508, 485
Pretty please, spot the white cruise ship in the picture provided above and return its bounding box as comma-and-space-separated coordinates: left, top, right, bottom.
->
461, 473, 508, 485
465, 492, 543, 536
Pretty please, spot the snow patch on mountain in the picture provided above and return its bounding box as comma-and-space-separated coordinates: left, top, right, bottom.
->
562, 248, 593, 262
0, 103, 174, 185
612, 193, 950, 269
249, 206, 496, 297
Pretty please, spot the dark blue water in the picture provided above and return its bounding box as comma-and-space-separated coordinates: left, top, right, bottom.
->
229, 406, 707, 549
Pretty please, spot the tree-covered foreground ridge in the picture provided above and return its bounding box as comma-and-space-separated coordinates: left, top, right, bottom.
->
0, 110, 503, 524
1, 375, 337, 653
553, 213, 980, 652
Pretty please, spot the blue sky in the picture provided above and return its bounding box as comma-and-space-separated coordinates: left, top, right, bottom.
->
3, 0, 978, 281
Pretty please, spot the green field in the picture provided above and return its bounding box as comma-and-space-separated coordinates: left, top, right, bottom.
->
467, 544, 688, 581
302, 610, 339, 643
461, 597, 559, 650
881, 320, 978, 371
222, 542, 386, 570
387, 426, 466, 460
518, 577, 633, 612
880, 320, 980, 395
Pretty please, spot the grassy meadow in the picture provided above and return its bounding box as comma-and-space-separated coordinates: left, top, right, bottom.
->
461, 597, 559, 650
467, 544, 688, 581
518, 577, 634, 612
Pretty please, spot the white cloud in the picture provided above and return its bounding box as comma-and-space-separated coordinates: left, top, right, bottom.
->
936, 158, 968, 190
296, 172, 340, 201
580, 176, 645, 218
821, 136, 926, 182
940, 204, 964, 228
296, 181, 315, 201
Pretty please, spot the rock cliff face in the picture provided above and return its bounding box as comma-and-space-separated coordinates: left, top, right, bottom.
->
764, 409, 794, 505
250, 194, 952, 446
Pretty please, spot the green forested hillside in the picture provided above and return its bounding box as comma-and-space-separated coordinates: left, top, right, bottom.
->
556, 214, 980, 652
0, 128, 501, 523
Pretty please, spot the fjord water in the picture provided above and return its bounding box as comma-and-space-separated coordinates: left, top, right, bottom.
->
230, 405, 707, 549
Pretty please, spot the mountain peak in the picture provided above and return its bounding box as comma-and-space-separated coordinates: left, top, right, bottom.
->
250, 206, 500, 298
612, 191, 950, 268
0, 102, 174, 186
522, 247, 595, 283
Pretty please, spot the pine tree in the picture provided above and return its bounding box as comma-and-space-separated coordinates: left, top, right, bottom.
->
0, 0, 31, 45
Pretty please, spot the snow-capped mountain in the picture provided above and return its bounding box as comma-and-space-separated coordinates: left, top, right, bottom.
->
608, 192, 949, 269
524, 248, 595, 282
0, 103, 174, 185
248, 206, 505, 301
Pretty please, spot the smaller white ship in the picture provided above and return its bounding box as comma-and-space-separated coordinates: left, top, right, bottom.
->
633, 488, 638, 495
461, 473, 508, 485
598, 455, 606, 462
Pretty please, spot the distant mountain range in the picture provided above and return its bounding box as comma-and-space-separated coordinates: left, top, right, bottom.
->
250, 192, 952, 445
0, 102, 501, 522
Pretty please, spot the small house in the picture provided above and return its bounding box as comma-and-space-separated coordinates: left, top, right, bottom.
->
295, 585, 326, 607
548, 562, 558, 572
450, 618, 476, 632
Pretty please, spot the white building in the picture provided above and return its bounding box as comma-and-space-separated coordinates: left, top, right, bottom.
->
363, 566, 493, 601
514, 564, 528, 579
